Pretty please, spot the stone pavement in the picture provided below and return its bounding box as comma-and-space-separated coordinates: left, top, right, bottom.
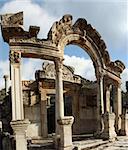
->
93, 136, 128, 150
28, 136, 128, 150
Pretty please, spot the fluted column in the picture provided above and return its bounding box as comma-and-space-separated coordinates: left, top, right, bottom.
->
10, 50, 24, 120
10, 50, 29, 150
3, 75, 9, 95
105, 84, 111, 113
54, 58, 74, 150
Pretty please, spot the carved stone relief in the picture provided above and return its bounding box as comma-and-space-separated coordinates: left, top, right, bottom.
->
36, 62, 82, 84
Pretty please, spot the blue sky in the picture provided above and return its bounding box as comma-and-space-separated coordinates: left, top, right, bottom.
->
0, 0, 128, 91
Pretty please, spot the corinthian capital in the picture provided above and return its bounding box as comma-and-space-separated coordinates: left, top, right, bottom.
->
9, 51, 21, 64
54, 58, 64, 72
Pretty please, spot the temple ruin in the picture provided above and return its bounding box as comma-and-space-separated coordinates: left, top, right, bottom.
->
0, 12, 127, 150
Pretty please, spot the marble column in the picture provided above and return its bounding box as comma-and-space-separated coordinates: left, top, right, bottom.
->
9, 50, 29, 150
10, 51, 24, 120
55, 58, 64, 120
120, 114, 128, 136
54, 58, 64, 148
95, 75, 104, 137
54, 58, 74, 150
105, 85, 111, 113
113, 83, 122, 134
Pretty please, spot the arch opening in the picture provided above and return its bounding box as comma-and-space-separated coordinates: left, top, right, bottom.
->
63, 44, 98, 138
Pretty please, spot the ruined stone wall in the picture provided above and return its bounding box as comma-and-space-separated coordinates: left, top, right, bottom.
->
24, 104, 41, 138
79, 88, 97, 134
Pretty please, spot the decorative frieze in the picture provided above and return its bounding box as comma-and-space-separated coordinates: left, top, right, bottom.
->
36, 62, 82, 84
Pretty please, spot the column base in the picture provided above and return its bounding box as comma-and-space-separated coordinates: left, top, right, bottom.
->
120, 114, 128, 136
101, 112, 117, 141
115, 115, 122, 135
11, 119, 30, 150
57, 116, 74, 150
94, 115, 104, 138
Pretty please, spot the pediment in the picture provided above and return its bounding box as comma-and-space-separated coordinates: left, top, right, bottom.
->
36, 62, 81, 84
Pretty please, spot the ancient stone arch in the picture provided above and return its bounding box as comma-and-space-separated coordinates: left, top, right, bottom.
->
1, 12, 125, 150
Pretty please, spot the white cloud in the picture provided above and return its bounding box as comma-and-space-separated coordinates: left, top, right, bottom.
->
0, 0, 127, 63
0, 55, 96, 89
64, 55, 96, 81
41, 0, 127, 66
0, 58, 44, 89
21, 58, 43, 80
64, 55, 128, 92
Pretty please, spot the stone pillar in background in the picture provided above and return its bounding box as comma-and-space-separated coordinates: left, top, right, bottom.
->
113, 83, 122, 134
3, 75, 9, 95
95, 75, 104, 137
72, 86, 80, 135
106, 84, 111, 113
54, 58, 64, 148
9, 50, 29, 150
39, 82, 48, 138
